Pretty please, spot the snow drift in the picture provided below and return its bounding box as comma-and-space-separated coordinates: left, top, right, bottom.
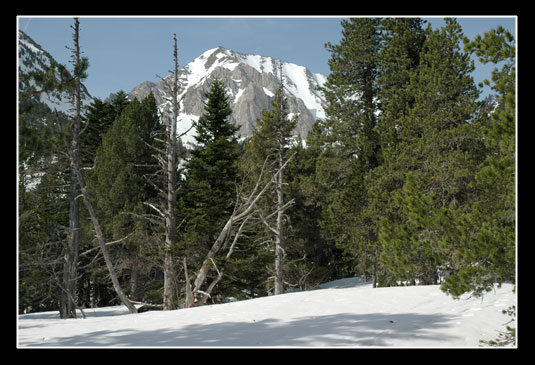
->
17, 278, 516, 348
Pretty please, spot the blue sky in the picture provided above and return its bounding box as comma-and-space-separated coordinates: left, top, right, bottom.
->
18, 16, 516, 100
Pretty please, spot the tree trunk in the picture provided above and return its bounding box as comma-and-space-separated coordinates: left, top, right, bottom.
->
274, 66, 288, 296
274, 148, 284, 295
129, 256, 141, 301
61, 174, 80, 318
183, 257, 194, 308
60, 18, 81, 319
163, 34, 179, 310
191, 219, 233, 301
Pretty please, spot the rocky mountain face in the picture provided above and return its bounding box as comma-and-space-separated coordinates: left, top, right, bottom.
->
129, 47, 327, 145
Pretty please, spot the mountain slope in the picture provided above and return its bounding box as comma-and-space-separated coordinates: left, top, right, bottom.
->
18, 279, 516, 347
129, 47, 327, 145
18, 30, 93, 115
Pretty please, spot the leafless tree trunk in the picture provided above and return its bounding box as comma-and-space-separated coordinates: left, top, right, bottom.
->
60, 18, 81, 319
144, 34, 187, 310
274, 146, 285, 295
66, 18, 136, 314
162, 34, 180, 310
183, 257, 194, 308
273, 62, 292, 295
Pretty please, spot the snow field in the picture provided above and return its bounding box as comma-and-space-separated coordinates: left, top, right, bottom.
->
17, 278, 516, 348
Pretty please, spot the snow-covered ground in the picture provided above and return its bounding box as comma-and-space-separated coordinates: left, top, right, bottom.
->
17, 278, 516, 348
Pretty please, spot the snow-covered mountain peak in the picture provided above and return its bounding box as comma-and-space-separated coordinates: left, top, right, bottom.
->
193, 46, 277, 75
130, 47, 327, 145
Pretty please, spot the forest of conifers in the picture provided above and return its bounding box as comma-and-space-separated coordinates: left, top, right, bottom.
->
18, 18, 515, 318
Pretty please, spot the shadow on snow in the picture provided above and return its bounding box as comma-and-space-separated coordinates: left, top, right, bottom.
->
26, 311, 459, 347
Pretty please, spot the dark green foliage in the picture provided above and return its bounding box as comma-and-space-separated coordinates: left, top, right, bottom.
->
440, 25, 516, 298
18, 32, 86, 313
80, 92, 129, 166
19, 164, 69, 313
179, 78, 240, 295
88, 93, 162, 302
316, 18, 385, 285
284, 138, 345, 288
379, 171, 449, 285
309, 17, 515, 297
377, 19, 482, 287
240, 82, 298, 293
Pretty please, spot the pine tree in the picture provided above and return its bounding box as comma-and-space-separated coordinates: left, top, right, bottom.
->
75, 92, 134, 308
91, 94, 162, 304
80, 92, 129, 167
362, 18, 427, 286
321, 18, 381, 160
378, 19, 481, 286
19, 153, 70, 313
283, 136, 344, 289
180, 77, 240, 299
317, 18, 384, 285
439, 25, 516, 297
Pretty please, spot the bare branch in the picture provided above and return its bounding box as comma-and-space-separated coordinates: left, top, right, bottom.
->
177, 123, 194, 138
140, 137, 166, 155
226, 215, 250, 258
121, 211, 165, 226
143, 201, 166, 219
233, 152, 295, 223
79, 232, 134, 257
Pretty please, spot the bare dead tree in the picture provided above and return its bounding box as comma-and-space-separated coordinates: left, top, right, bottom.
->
269, 62, 296, 295
143, 34, 192, 310
160, 33, 180, 310
60, 18, 82, 319
185, 152, 295, 307
274, 61, 286, 295
66, 18, 137, 314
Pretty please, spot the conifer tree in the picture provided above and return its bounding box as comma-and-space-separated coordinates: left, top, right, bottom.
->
439, 25, 516, 297
355, 18, 426, 286
180, 77, 240, 298
19, 149, 70, 313
317, 18, 383, 285
80, 92, 129, 167
76, 92, 132, 307
91, 93, 162, 304
283, 135, 344, 289
65, 20, 135, 314
378, 19, 481, 286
